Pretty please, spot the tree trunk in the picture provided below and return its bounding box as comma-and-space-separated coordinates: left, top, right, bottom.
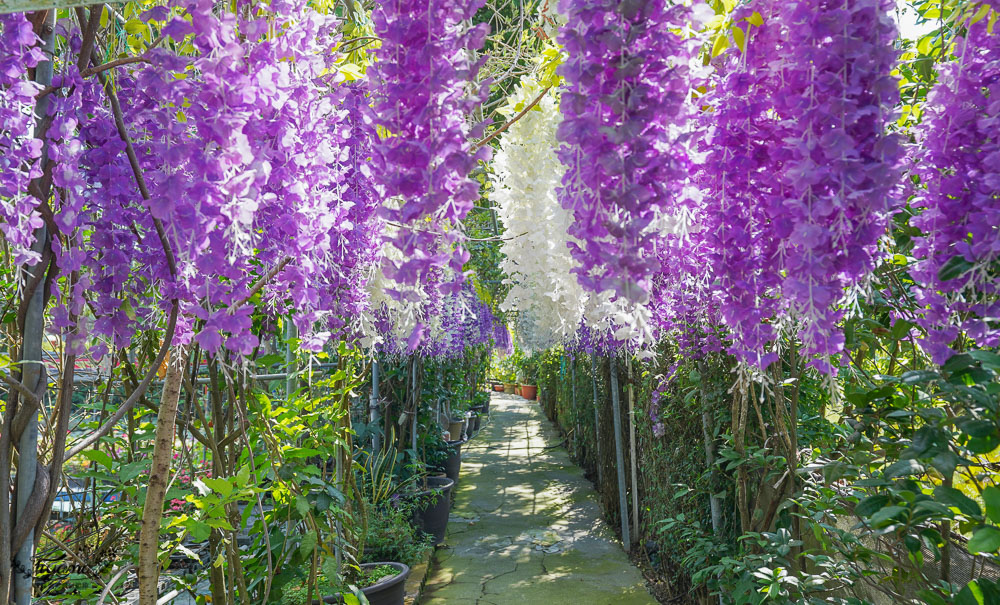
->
138, 346, 188, 604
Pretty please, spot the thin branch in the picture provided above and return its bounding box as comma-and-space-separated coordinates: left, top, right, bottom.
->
0, 371, 38, 408
36, 57, 152, 100
64, 303, 178, 460
474, 86, 550, 150
227, 257, 292, 313
103, 78, 178, 277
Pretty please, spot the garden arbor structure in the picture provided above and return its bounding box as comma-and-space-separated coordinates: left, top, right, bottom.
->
1, 1, 999, 604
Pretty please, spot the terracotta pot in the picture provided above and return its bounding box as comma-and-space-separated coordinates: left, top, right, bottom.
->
520, 384, 537, 400
319, 562, 411, 605
492, 384, 504, 392
410, 476, 455, 545
503, 383, 515, 394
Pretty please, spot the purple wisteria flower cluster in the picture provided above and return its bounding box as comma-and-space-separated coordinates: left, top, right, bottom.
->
909, 15, 1000, 364
373, 282, 506, 358
7, 0, 384, 359
692, 0, 902, 373
556, 0, 706, 303
0, 15, 45, 266
370, 0, 492, 313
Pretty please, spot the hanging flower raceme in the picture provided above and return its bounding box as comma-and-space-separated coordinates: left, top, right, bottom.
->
555, 0, 708, 304
909, 14, 1000, 364
768, 0, 902, 373
693, 0, 901, 373
0, 15, 46, 266
73, 0, 380, 357
691, 6, 786, 368
492, 77, 588, 346
370, 0, 492, 342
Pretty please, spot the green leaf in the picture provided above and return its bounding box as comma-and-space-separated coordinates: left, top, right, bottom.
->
732, 26, 745, 51
202, 478, 233, 498
80, 449, 112, 470
968, 526, 1000, 555
890, 319, 913, 340
983, 487, 1000, 524
884, 459, 924, 478
298, 529, 318, 558
747, 11, 764, 26
868, 505, 907, 527
284, 447, 322, 458
295, 495, 310, 517
938, 254, 974, 281
933, 486, 982, 518
968, 350, 1000, 370
186, 520, 211, 542
900, 370, 939, 385
711, 33, 729, 58
855, 494, 890, 518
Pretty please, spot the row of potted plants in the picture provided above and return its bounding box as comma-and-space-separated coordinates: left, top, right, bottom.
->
318, 393, 490, 605
492, 381, 538, 400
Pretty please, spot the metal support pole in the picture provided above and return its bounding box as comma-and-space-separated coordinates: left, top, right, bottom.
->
370, 359, 381, 452
570, 356, 578, 454
411, 360, 418, 453
591, 353, 602, 486
627, 356, 639, 546
13, 15, 55, 604
284, 319, 297, 401
609, 355, 630, 551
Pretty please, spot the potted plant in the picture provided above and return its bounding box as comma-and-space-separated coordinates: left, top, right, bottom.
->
277, 558, 411, 605
405, 476, 455, 546
518, 356, 538, 400
447, 415, 465, 441
443, 438, 463, 484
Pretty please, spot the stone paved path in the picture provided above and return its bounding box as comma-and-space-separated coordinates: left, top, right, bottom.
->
421, 392, 656, 605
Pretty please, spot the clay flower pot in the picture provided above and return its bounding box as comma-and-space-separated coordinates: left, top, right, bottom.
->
520, 384, 537, 400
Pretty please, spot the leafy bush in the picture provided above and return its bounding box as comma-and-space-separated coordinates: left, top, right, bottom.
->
360, 499, 432, 567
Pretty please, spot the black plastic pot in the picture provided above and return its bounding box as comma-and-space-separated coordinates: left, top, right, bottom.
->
444, 439, 462, 484
411, 476, 455, 545
320, 562, 410, 605
471, 413, 481, 433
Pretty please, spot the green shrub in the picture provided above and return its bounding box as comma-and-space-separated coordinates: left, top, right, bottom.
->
361, 499, 432, 567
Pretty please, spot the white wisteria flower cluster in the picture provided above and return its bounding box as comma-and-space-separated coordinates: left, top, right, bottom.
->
491, 77, 653, 350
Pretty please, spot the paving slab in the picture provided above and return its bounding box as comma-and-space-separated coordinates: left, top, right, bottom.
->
421, 393, 655, 605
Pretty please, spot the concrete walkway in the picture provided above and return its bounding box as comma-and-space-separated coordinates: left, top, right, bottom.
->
421, 392, 656, 605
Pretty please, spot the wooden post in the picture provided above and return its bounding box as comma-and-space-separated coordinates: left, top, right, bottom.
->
610, 355, 630, 551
